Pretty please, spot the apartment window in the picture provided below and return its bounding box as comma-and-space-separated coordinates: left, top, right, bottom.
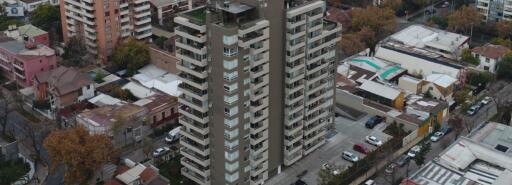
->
224, 106, 239, 116
244, 89, 251, 96
244, 112, 251, 119
225, 150, 239, 161
225, 172, 239, 183
223, 35, 238, 45
224, 139, 239, 149
224, 129, 239, 139
223, 59, 238, 70
244, 78, 250, 85
225, 118, 239, 128
224, 47, 238, 57
224, 83, 238, 93
225, 161, 239, 172
244, 123, 250, 130
224, 71, 238, 81
224, 94, 239, 105
486, 58, 490, 63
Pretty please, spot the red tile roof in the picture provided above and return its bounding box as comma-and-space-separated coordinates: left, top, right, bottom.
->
472, 44, 510, 59
140, 167, 157, 183
104, 179, 123, 185
115, 165, 130, 175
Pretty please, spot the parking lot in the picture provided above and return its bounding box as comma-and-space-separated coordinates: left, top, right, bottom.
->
265, 115, 392, 185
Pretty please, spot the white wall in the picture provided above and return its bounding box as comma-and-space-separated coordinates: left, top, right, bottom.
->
473, 53, 498, 73
375, 46, 461, 78
78, 84, 95, 102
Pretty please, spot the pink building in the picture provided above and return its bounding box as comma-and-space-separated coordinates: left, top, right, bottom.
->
0, 36, 58, 86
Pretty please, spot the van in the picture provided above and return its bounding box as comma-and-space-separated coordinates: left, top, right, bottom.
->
165, 126, 181, 144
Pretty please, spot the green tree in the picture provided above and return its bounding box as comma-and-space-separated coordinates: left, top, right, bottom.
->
94, 71, 106, 83
461, 48, 479, 65
454, 89, 470, 105
413, 141, 431, 167
112, 38, 150, 76
30, 5, 60, 31
0, 17, 24, 31
497, 56, 512, 80
62, 37, 87, 67
492, 37, 512, 48
467, 71, 494, 87
427, 16, 448, 29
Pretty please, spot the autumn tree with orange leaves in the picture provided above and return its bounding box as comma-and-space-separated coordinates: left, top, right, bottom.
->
447, 5, 482, 34
43, 126, 113, 185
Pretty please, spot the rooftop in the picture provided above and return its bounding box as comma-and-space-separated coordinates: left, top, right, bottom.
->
0, 38, 54, 57
389, 24, 469, 54
34, 66, 92, 96
359, 80, 401, 100
132, 64, 182, 97
425, 73, 457, 88
133, 94, 178, 111
409, 122, 512, 185
77, 103, 146, 127
88, 93, 125, 107
407, 96, 448, 114
150, 0, 187, 7
217, 2, 254, 14
472, 43, 510, 59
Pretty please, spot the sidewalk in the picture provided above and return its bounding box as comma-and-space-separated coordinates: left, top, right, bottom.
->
16, 140, 49, 185
349, 136, 424, 185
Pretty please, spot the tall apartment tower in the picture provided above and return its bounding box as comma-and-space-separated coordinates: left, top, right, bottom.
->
476, 0, 512, 22
59, 0, 152, 62
174, 0, 341, 184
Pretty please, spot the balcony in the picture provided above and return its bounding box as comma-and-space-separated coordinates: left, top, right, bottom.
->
176, 50, 207, 67
175, 26, 206, 43
250, 97, 268, 113
304, 136, 325, 155
250, 63, 269, 79
239, 29, 269, 48
181, 167, 210, 185
177, 61, 207, 79
251, 108, 268, 123
180, 137, 209, 156
250, 130, 268, 145
284, 150, 302, 166
251, 86, 268, 101
178, 83, 207, 101
251, 140, 268, 155
284, 122, 303, 137
180, 147, 210, 166
250, 119, 268, 134
179, 105, 209, 124
179, 72, 208, 90
250, 75, 269, 90
176, 41, 207, 55
179, 116, 208, 135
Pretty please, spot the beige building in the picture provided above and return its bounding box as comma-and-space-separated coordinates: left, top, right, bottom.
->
174, 0, 341, 184
59, 0, 152, 63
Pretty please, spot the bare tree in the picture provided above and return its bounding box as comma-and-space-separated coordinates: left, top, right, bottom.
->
0, 91, 17, 136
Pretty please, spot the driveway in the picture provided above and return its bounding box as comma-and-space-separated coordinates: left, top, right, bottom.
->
265, 115, 391, 185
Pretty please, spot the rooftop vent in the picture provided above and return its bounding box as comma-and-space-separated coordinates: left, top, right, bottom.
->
495, 144, 509, 153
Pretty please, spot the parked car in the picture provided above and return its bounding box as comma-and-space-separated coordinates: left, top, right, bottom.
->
466, 105, 479, 116
407, 145, 422, 158
481, 96, 492, 105
342, 151, 359, 162
364, 179, 376, 185
153, 147, 170, 158
440, 127, 452, 135
396, 155, 410, 167
365, 135, 383, 146
430, 131, 445, 142
365, 115, 384, 129
165, 126, 181, 144
353, 144, 370, 154
322, 163, 341, 175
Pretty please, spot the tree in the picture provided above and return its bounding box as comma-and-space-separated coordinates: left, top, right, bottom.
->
427, 16, 448, 29
62, 37, 87, 67
21, 122, 52, 167
111, 87, 137, 101
492, 37, 512, 49
340, 33, 366, 56
413, 141, 431, 167
467, 71, 494, 87
112, 38, 150, 76
497, 56, 512, 80
43, 126, 113, 185
496, 21, 512, 39
142, 138, 155, 160
0, 91, 18, 136
382, 0, 403, 11
447, 6, 481, 34
461, 48, 479, 65
351, 6, 397, 43
448, 116, 465, 139
94, 71, 106, 83
30, 5, 60, 32
454, 89, 471, 105
30, 5, 61, 44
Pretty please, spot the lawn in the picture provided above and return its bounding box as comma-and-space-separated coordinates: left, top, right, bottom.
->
0, 158, 30, 185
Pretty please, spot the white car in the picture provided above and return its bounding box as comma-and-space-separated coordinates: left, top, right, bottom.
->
342, 151, 359, 162
430, 131, 444, 142
322, 163, 341, 175
481, 96, 492, 105
365, 135, 383, 146
364, 179, 376, 185
407, 145, 422, 158
153, 147, 170, 158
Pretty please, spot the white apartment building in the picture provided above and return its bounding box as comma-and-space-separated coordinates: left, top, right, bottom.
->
476, 0, 512, 22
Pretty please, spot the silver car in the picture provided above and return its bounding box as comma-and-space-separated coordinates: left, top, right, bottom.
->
342, 151, 359, 162
365, 135, 383, 146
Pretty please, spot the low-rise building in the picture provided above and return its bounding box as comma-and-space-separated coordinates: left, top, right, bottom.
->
76, 103, 147, 148
405, 95, 448, 135
3, 24, 50, 46
2, 0, 25, 17
375, 24, 469, 81
105, 162, 170, 185
0, 36, 57, 86
472, 43, 510, 73
133, 94, 178, 127
407, 122, 512, 185
33, 66, 94, 118
20, 0, 59, 12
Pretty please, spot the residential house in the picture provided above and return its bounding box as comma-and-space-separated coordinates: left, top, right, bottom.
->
76, 103, 148, 148
4, 24, 50, 46
406, 122, 512, 184
133, 94, 178, 127
375, 24, 469, 81
399, 74, 457, 107
405, 96, 448, 136
33, 66, 94, 118
472, 43, 510, 73
0, 35, 57, 86
357, 80, 406, 110
105, 163, 170, 185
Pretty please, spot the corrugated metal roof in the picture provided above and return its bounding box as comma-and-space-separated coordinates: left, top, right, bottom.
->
359, 80, 400, 100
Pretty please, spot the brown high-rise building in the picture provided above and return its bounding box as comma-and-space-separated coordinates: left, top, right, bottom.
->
174, 0, 341, 184
59, 0, 152, 63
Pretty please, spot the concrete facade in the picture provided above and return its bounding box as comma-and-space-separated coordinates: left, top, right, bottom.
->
476, 0, 512, 22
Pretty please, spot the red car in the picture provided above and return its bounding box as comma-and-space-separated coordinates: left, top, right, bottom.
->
353, 144, 369, 154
